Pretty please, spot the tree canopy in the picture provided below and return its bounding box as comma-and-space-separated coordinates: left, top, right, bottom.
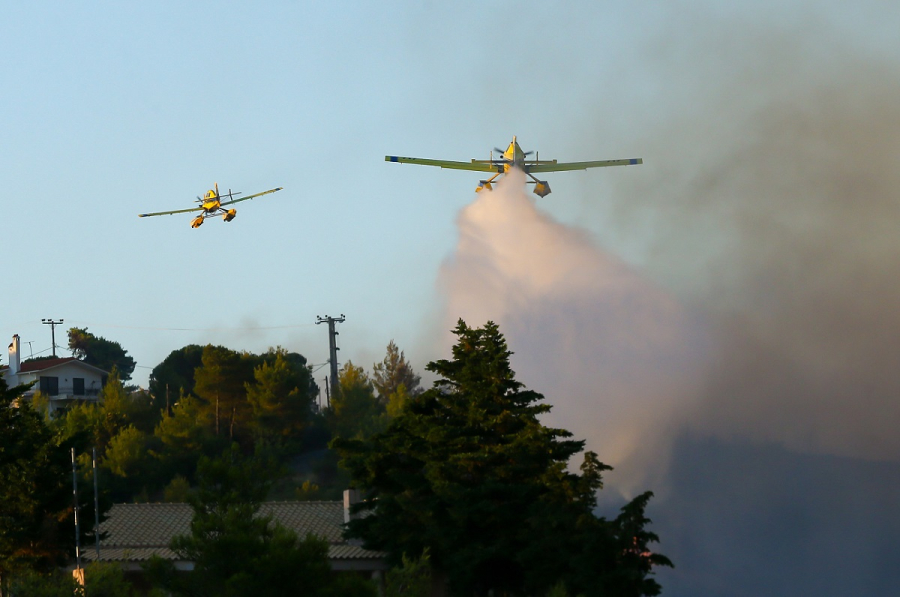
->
67, 328, 135, 381
0, 378, 82, 580
327, 361, 385, 440
372, 340, 421, 404
148, 344, 205, 410
335, 320, 671, 596
246, 348, 316, 446
145, 444, 376, 597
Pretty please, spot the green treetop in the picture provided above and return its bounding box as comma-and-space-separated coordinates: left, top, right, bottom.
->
335, 320, 671, 597
328, 361, 385, 440
145, 444, 375, 597
372, 340, 422, 404
246, 347, 316, 446
67, 328, 135, 382
0, 378, 82, 580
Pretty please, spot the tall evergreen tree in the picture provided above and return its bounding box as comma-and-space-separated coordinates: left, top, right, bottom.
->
67, 328, 135, 381
148, 344, 205, 411
0, 379, 79, 581
193, 346, 256, 442
246, 348, 315, 446
335, 320, 671, 596
329, 362, 384, 440
372, 340, 421, 404
151, 394, 221, 485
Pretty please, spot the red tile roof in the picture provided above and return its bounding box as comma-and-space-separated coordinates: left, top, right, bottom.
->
18, 357, 77, 373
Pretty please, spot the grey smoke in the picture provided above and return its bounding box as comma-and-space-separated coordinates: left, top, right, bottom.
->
436, 12, 900, 593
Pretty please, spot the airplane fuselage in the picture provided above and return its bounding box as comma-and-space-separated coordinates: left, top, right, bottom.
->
500, 135, 528, 171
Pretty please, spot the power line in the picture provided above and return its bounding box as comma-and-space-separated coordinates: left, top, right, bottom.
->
63, 320, 318, 332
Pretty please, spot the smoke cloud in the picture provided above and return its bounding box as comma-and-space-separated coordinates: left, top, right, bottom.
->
438, 169, 708, 470
435, 15, 900, 593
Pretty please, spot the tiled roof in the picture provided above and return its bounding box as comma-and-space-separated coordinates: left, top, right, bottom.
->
18, 357, 77, 372
83, 545, 376, 563
258, 501, 345, 542
86, 501, 384, 564
84, 547, 178, 563
100, 503, 193, 548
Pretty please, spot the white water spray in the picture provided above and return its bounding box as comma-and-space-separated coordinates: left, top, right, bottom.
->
437, 169, 709, 475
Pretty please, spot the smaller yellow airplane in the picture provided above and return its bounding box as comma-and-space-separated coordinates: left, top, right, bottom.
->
139, 183, 283, 228
386, 136, 642, 197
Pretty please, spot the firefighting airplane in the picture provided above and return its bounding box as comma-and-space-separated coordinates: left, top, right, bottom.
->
138, 183, 283, 228
385, 136, 641, 197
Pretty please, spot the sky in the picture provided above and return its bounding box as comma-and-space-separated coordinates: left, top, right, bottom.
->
3, 2, 900, 595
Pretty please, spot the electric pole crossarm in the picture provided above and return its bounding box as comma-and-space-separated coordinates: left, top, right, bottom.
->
42, 318, 64, 357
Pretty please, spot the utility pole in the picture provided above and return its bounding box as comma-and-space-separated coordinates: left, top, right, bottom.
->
316, 314, 345, 400
42, 318, 64, 357
92, 448, 100, 561
71, 448, 82, 573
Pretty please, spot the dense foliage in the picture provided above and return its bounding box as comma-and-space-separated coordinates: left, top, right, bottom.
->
67, 328, 136, 382
144, 445, 376, 597
4, 327, 672, 595
335, 320, 672, 596
7, 563, 140, 597
0, 378, 95, 588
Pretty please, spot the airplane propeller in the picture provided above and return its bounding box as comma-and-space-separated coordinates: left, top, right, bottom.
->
494, 147, 534, 157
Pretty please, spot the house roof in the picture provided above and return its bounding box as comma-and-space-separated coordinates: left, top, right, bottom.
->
17, 357, 109, 376
19, 357, 77, 372
83, 501, 384, 565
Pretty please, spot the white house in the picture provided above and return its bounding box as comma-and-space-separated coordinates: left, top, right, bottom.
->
2, 334, 108, 414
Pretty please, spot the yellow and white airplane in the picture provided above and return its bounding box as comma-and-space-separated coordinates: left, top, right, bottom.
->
139, 183, 283, 228
386, 136, 642, 197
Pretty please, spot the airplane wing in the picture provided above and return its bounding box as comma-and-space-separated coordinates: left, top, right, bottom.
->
385, 156, 499, 172
527, 158, 643, 173
219, 187, 283, 207
138, 206, 203, 217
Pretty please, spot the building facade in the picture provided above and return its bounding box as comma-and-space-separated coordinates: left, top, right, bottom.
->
3, 334, 108, 414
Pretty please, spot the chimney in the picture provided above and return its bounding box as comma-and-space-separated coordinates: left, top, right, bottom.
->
343, 488, 360, 525
343, 489, 363, 546
8, 334, 20, 376
6, 335, 21, 388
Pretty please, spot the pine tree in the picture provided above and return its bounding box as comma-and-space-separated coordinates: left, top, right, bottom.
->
372, 341, 421, 404
0, 379, 79, 580
336, 320, 671, 596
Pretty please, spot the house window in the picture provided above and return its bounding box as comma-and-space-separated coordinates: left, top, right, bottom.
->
73, 378, 85, 396
39, 376, 59, 396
